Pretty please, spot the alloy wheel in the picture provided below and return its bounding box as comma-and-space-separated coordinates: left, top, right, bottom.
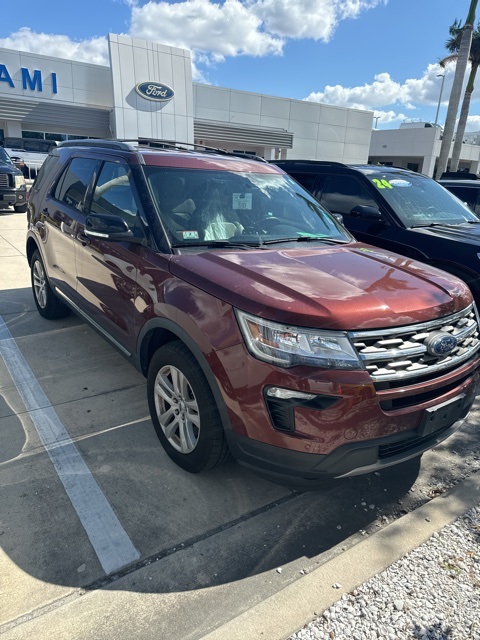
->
154, 365, 200, 453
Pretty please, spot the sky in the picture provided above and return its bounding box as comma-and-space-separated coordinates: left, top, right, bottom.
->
1, 0, 479, 131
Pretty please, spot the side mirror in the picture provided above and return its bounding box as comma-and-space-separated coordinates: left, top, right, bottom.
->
85, 213, 142, 243
350, 205, 382, 220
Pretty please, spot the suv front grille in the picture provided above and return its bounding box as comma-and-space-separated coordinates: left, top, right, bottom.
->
349, 305, 480, 384
0, 173, 12, 188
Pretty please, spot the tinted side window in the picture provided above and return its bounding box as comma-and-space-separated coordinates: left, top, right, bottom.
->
53, 158, 97, 211
90, 162, 139, 229
288, 172, 318, 193
444, 186, 476, 212
320, 175, 378, 215
31, 154, 60, 195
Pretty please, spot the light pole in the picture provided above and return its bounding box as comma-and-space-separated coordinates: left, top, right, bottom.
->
373, 116, 380, 129
434, 74, 445, 128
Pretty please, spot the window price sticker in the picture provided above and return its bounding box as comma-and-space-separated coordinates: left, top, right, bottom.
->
182, 230, 200, 239
233, 193, 252, 209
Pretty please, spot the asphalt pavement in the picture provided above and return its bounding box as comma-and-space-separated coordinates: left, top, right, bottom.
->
1, 207, 479, 640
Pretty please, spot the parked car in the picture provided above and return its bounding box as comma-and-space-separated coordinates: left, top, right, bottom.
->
438, 174, 480, 218
0, 146, 28, 212
26, 140, 480, 486
4, 147, 48, 179
274, 160, 480, 304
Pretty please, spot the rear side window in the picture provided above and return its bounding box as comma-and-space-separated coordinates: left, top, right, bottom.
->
53, 157, 97, 211
288, 172, 318, 193
31, 154, 60, 195
320, 175, 378, 215
444, 186, 478, 214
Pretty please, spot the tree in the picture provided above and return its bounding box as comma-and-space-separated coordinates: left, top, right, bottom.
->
435, 0, 477, 180
442, 19, 480, 172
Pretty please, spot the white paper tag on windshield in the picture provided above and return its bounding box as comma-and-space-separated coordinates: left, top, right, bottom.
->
182, 230, 200, 240
233, 193, 252, 209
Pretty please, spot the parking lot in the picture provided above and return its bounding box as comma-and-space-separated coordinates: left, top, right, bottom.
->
1, 208, 480, 640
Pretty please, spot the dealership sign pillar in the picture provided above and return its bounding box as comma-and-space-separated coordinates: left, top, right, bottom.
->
108, 34, 194, 143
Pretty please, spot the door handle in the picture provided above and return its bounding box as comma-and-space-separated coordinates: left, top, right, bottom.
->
42, 207, 50, 218
76, 230, 91, 246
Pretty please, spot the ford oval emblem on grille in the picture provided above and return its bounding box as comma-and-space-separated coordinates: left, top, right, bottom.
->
135, 81, 175, 102
425, 331, 458, 357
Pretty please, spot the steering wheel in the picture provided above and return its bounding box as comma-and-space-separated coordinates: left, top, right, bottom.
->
255, 216, 283, 233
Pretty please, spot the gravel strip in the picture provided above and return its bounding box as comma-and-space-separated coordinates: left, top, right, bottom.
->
290, 505, 480, 640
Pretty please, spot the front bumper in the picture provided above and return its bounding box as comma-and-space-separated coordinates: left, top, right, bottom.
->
213, 343, 480, 485
0, 188, 27, 207
226, 392, 473, 486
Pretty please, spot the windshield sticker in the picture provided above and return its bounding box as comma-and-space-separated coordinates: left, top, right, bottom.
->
388, 179, 412, 187
371, 178, 393, 189
233, 193, 252, 210
181, 230, 200, 240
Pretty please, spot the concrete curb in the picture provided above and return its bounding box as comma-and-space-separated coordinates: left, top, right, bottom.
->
200, 470, 480, 640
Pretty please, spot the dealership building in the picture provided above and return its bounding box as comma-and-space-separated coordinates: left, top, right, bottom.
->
0, 33, 373, 163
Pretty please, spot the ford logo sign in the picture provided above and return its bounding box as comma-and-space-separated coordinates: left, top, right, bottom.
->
135, 81, 175, 102
425, 331, 458, 357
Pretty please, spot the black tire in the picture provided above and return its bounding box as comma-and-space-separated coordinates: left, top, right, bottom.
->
30, 250, 70, 320
14, 203, 28, 213
147, 341, 231, 473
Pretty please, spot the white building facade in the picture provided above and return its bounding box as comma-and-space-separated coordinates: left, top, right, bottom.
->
369, 123, 480, 177
0, 34, 373, 164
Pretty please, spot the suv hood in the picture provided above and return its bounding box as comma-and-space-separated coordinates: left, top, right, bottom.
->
412, 223, 480, 245
170, 242, 470, 330
0, 161, 17, 172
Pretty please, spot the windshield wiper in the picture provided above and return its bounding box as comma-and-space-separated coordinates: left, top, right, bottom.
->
410, 222, 462, 228
260, 235, 349, 245
171, 240, 267, 249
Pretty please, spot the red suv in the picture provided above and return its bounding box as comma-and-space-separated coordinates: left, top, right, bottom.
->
26, 140, 480, 486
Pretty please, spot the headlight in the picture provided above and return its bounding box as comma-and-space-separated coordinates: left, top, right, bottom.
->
14, 174, 26, 188
235, 310, 362, 369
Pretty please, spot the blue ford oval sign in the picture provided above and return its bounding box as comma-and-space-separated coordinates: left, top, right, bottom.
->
135, 81, 175, 102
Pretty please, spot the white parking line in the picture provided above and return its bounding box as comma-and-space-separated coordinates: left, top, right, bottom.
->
0, 315, 140, 574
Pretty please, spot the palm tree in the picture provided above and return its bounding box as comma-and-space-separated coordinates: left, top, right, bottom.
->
442, 19, 480, 172
435, 0, 477, 180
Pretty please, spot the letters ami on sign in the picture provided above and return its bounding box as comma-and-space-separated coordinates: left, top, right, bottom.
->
0, 65, 58, 93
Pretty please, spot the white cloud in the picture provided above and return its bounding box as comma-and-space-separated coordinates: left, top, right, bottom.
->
0, 27, 109, 66
250, 0, 386, 41
129, 0, 284, 61
0, 1, 388, 82
466, 115, 480, 132
303, 61, 473, 124
128, 0, 387, 62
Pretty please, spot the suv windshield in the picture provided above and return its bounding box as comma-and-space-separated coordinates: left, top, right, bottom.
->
144, 167, 351, 246
360, 168, 478, 227
0, 147, 13, 165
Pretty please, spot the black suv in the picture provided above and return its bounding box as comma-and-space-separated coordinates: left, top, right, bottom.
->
275, 160, 480, 303
0, 146, 28, 212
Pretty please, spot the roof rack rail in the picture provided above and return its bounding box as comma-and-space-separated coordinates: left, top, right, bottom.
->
272, 159, 347, 168
57, 137, 267, 162
57, 139, 137, 151
134, 138, 267, 162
